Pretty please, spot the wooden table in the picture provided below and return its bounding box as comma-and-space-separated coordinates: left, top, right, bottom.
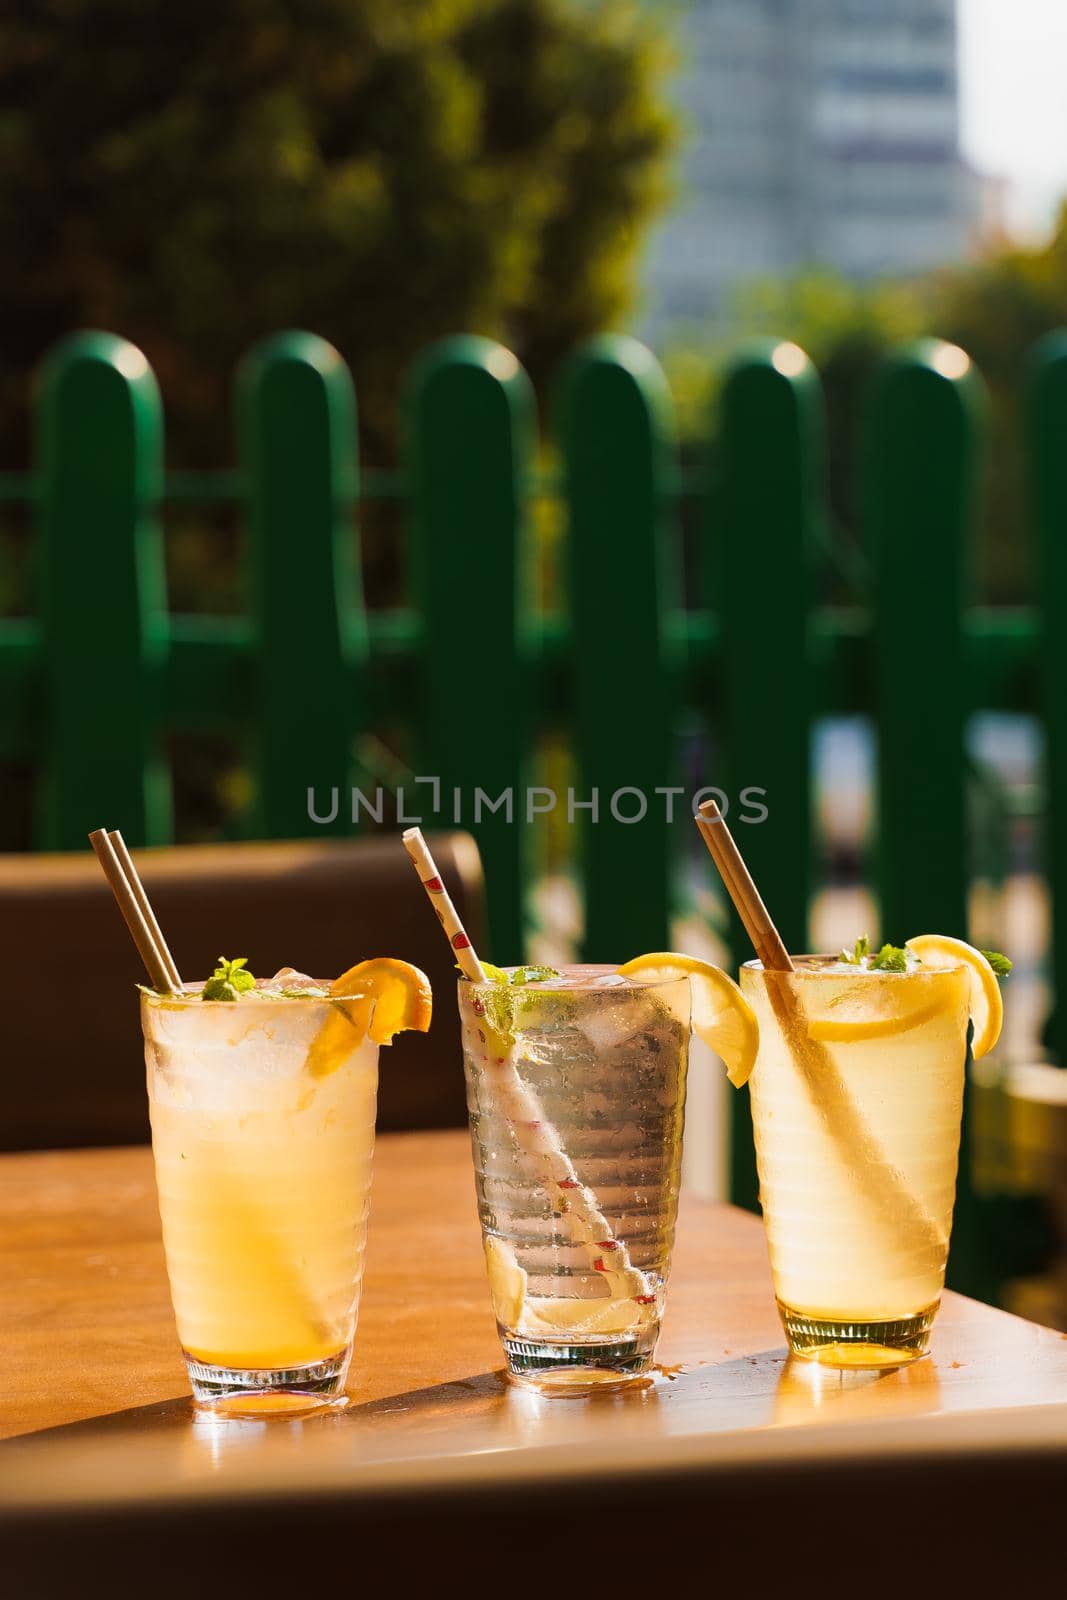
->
2, 1132, 1066, 1592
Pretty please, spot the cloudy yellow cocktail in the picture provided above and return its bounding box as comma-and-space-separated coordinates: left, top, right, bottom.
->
741, 935, 1004, 1366
142, 956, 430, 1412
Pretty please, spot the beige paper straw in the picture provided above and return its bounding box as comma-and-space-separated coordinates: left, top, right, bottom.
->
89, 828, 178, 993
696, 800, 792, 971
108, 830, 183, 992
401, 828, 654, 1304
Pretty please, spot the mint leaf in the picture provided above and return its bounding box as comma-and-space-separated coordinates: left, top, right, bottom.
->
457, 961, 560, 987
201, 977, 240, 1001
201, 956, 256, 1002
870, 944, 909, 972
840, 935, 870, 966
981, 949, 1013, 980
462, 962, 562, 1051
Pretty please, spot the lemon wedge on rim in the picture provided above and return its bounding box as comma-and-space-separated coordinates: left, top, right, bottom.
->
617, 952, 759, 1087
904, 935, 1003, 1059
306, 957, 433, 1075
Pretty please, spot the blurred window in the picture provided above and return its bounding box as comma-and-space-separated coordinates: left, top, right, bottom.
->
833, 0, 948, 22
826, 67, 950, 94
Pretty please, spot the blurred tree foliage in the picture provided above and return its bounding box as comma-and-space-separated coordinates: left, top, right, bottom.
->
0, 0, 673, 846
0, 0, 673, 467
665, 204, 1067, 606
933, 215, 1067, 604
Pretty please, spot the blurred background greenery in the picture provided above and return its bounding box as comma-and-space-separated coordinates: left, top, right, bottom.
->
0, 0, 672, 479
3, 0, 1067, 623
4, 0, 1067, 850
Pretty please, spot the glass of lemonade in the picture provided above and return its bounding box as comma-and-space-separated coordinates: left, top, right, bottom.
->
459, 964, 690, 1393
741, 954, 971, 1367
142, 975, 379, 1414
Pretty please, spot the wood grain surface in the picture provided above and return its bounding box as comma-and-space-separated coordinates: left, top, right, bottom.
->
2, 1131, 1066, 1516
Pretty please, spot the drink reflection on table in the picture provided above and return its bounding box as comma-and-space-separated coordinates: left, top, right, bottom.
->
772, 1354, 943, 1427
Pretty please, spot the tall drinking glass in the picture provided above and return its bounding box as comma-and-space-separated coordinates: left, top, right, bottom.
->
459, 964, 690, 1393
142, 984, 378, 1414
741, 956, 970, 1367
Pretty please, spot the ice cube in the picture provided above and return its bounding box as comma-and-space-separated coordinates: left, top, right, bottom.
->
575, 992, 664, 1053
260, 967, 328, 994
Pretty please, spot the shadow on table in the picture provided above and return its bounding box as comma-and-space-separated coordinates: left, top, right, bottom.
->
6, 1342, 944, 1451
4, 1395, 198, 1441
4, 1370, 510, 1446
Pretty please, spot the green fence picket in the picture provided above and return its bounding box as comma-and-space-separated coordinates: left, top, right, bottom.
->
238, 331, 362, 838
35, 332, 170, 848
866, 339, 989, 1297
867, 341, 983, 939
558, 336, 678, 961
709, 341, 823, 1209
408, 337, 534, 961
1031, 334, 1067, 1063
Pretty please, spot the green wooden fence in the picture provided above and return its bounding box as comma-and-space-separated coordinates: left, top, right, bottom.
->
2, 326, 1065, 1298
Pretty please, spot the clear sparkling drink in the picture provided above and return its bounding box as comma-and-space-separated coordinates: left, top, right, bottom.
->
143, 982, 378, 1413
741, 956, 970, 1367
459, 965, 689, 1392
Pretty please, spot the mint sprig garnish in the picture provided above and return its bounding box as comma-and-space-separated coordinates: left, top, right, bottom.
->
981, 950, 1013, 980
458, 961, 560, 988
201, 956, 256, 1002
870, 944, 908, 972
463, 961, 561, 1048
840, 935, 908, 971
841, 935, 1012, 981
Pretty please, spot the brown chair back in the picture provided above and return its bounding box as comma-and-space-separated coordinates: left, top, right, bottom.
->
0, 832, 482, 1151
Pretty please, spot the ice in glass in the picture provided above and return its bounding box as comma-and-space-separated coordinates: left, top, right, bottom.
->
459, 965, 690, 1392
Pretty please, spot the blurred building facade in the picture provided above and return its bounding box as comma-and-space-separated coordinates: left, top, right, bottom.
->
645, 0, 973, 328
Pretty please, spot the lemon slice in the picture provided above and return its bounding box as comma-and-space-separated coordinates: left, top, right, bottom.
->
524, 1295, 642, 1337
306, 957, 432, 1075
905, 935, 1003, 1059
617, 952, 759, 1088
484, 1235, 527, 1327
808, 997, 942, 1043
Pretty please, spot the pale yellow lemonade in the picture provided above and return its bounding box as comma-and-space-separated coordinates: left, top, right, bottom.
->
741, 955, 972, 1365
142, 957, 431, 1409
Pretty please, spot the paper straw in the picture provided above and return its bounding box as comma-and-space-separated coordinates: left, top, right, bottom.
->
89, 829, 178, 993
108, 830, 183, 991
401, 828, 654, 1303
401, 828, 486, 981
696, 800, 792, 971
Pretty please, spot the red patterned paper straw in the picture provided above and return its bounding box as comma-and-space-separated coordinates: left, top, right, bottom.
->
401, 828, 487, 982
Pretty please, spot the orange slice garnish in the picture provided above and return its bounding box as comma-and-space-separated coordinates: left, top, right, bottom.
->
306, 958, 432, 1075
